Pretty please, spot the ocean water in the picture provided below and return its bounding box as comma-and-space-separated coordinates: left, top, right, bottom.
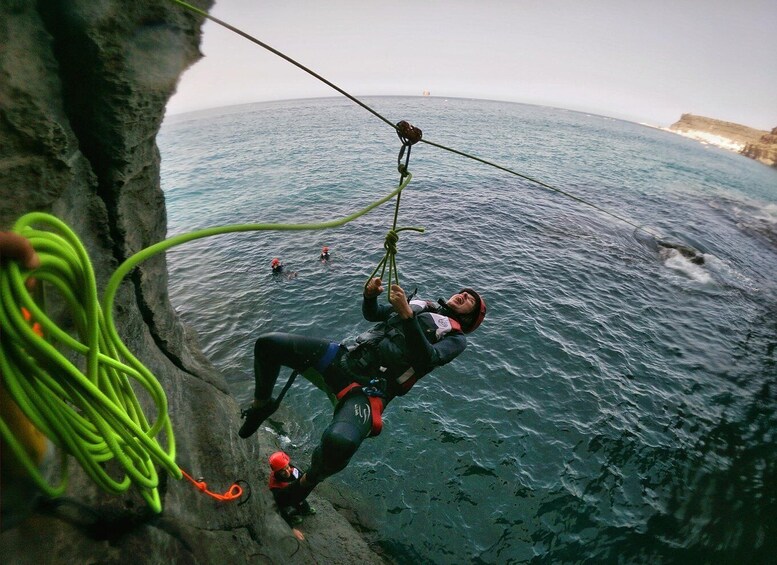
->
158, 97, 777, 564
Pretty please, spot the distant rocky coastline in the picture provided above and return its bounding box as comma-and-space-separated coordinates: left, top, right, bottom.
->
667, 114, 777, 168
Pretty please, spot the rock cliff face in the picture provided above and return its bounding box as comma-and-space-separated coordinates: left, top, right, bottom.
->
741, 127, 777, 168
668, 114, 777, 168
0, 1, 382, 563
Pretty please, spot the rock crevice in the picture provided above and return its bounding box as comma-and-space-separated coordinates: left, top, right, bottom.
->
0, 1, 384, 562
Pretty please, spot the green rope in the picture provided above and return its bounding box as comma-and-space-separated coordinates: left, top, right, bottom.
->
364, 153, 424, 293
364, 226, 425, 293
0, 174, 411, 512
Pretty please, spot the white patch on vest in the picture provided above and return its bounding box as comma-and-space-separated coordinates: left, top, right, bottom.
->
429, 312, 454, 340
409, 299, 428, 309
396, 367, 415, 385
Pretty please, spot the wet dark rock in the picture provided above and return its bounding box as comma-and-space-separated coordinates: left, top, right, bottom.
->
0, 1, 384, 562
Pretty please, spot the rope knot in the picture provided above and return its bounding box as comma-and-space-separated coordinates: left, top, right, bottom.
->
396, 120, 422, 145
384, 230, 399, 255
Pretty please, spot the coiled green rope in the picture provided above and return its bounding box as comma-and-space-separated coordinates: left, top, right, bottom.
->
0, 174, 412, 512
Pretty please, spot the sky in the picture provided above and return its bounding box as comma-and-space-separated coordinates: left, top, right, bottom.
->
166, 0, 777, 130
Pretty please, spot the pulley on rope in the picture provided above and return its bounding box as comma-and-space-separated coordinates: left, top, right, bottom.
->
396, 120, 422, 179
396, 120, 423, 145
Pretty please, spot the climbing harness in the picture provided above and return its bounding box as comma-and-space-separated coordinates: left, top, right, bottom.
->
0, 175, 411, 511
335, 381, 385, 437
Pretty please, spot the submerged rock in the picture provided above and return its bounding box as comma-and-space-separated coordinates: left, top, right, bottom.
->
657, 240, 705, 265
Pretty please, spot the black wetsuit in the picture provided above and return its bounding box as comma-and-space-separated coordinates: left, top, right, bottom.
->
251, 294, 467, 501
269, 465, 301, 506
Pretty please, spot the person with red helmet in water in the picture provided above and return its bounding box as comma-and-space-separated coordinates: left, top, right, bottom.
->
319, 246, 330, 261
239, 278, 487, 508
271, 257, 297, 279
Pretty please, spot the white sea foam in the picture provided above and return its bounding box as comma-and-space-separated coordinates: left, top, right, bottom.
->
755, 202, 777, 224
661, 249, 712, 284
666, 128, 746, 152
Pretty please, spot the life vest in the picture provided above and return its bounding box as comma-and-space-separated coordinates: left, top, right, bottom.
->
346, 299, 463, 397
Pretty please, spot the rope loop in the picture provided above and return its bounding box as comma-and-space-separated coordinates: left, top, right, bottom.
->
396, 121, 422, 177
365, 226, 424, 296
180, 468, 245, 502
0, 212, 179, 512
397, 146, 409, 177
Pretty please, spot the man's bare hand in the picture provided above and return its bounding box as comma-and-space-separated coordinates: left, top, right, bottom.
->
364, 277, 384, 298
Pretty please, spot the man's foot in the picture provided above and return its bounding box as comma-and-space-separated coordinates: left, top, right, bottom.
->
297, 500, 316, 516
286, 513, 303, 526
281, 507, 303, 526
238, 399, 277, 438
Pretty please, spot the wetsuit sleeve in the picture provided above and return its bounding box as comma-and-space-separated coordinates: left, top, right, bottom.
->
402, 315, 467, 368
272, 483, 297, 507
362, 295, 393, 322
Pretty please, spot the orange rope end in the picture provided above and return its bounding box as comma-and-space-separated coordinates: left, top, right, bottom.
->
20, 307, 44, 337
180, 468, 244, 502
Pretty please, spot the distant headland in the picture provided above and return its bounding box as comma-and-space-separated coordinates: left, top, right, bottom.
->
666, 114, 777, 168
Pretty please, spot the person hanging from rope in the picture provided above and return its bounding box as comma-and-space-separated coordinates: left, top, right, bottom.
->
237, 276, 487, 507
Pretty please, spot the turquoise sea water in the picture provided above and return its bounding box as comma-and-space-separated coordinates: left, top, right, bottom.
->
159, 97, 777, 564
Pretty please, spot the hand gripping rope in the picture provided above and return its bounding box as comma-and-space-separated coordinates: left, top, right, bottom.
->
0, 176, 411, 512
0, 213, 177, 511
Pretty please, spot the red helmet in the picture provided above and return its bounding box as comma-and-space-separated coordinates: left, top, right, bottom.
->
322, 246, 329, 252
459, 288, 486, 333
269, 451, 290, 472
271, 258, 280, 266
